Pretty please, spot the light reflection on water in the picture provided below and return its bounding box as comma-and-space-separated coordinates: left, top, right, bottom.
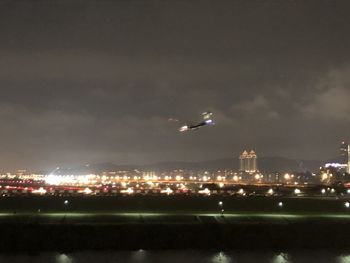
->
0, 251, 348, 263
211, 252, 232, 263
56, 253, 74, 263
338, 255, 350, 263
272, 253, 290, 263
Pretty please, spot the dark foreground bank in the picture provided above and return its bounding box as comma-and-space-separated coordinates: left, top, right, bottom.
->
1, 250, 350, 263
0, 219, 349, 252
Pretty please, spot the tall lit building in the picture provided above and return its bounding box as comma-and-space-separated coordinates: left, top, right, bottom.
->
348, 145, 350, 174
341, 141, 350, 174
239, 150, 258, 173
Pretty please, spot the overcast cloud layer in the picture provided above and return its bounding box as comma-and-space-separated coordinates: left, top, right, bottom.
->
0, 0, 349, 171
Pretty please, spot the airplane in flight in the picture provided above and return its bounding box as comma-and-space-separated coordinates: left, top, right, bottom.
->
179, 111, 215, 132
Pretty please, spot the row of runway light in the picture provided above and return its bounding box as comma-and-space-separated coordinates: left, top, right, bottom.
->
0, 185, 261, 196
216, 200, 350, 210
6, 186, 295, 197
3, 172, 314, 187
41, 173, 307, 187
45, 174, 233, 184
43, 174, 240, 187
0, 183, 347, 198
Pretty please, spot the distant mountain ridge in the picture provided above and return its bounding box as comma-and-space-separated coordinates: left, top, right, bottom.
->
55, 156, 332, 175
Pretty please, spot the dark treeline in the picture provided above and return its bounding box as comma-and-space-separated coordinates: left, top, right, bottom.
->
0, 221, 348, 252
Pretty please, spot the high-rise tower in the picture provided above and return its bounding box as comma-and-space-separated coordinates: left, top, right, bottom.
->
239, 150, 258, 173
249, 150, 257, 172
348, 144, 350, 174
239, 150, 248, 171
340, 141, 350, 174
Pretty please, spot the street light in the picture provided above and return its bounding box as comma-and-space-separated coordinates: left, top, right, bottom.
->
218, 201, 224, 216
345, 202, 350, 208
64, 200, 69, 212
278, 202, 283, 208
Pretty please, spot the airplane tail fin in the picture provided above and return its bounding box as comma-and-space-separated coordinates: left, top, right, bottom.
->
202, 111, 212, 120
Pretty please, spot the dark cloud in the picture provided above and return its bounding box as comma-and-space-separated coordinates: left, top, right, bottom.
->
300, 68, 350, 122
0, 0, 350, 171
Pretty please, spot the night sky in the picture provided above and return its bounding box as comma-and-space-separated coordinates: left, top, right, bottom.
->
0, 0, 350, 171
